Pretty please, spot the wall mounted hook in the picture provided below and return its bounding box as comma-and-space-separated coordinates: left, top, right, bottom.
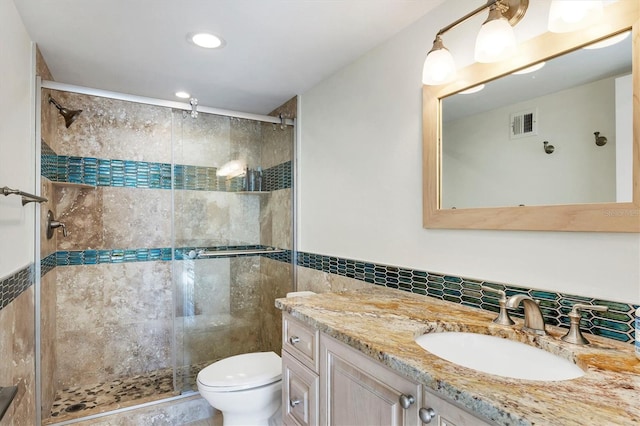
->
594, 131, 607, 146
543, 141, 554, 154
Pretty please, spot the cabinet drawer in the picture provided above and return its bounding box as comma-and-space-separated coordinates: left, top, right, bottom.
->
283, 313, 319, 371
282, 350, 319, 426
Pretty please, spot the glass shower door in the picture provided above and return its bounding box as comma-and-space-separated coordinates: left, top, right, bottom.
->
172, 110, 294, 393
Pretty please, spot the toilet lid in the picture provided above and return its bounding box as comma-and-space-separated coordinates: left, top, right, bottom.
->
197, 351, 282, 391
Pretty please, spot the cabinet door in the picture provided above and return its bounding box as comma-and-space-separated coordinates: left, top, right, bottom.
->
421, 387, 493, 426
320, 334, 420, 426
283, 349, 319, 426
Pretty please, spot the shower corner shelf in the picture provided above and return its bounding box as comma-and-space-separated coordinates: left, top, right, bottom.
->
51, 182, 96, 189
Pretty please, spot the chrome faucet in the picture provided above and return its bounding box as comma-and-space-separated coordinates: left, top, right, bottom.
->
506, 294, 547, 335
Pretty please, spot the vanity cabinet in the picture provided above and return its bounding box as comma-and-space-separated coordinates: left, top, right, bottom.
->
320, 333, 421, 426
282, 313, 320, 426
282, 313, 492, 426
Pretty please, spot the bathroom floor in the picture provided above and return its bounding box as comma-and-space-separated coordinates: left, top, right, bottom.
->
45, 363, 208, 424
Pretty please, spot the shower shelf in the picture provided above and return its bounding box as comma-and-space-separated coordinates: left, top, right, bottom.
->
190, 247, 284, 259
235, 191, 270, 194
51, 182, 96, 189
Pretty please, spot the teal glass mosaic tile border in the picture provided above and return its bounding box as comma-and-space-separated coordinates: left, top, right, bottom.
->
56, 248, 173, 265
296, 251, 639, 345
41, 141, 292, 192
0, 264, 34, 312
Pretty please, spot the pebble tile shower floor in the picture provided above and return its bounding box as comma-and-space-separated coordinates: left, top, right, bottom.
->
45, 364, 206, 424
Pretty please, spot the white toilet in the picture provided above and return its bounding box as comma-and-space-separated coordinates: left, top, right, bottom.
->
197, 351, 282, 426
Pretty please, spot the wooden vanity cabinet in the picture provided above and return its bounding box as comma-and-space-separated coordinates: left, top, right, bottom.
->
282, 313, 492, 426
282, 313, 320, 426
320, 333, 421, 426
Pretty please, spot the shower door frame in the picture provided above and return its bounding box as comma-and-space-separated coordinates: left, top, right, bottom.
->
35, 80, 298, 423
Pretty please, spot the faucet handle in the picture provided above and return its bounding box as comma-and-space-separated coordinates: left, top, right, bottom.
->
569, 303, 608, 315
481, 286, 515, 326
561, 303, 608, 345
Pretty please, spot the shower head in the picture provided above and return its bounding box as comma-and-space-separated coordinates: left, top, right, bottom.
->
49, 96, 82, 128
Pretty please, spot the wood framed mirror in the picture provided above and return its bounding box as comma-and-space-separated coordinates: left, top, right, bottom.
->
423, 0, 639, 232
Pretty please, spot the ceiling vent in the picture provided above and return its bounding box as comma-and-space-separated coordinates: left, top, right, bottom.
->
510, 108, 537, 139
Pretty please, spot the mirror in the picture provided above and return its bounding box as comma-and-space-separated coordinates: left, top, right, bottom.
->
442, 34, 631, 209
423, 0, 639, 232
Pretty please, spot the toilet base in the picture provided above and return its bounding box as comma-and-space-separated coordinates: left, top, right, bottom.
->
219, 395, 281, 426
198, 380, 282, 426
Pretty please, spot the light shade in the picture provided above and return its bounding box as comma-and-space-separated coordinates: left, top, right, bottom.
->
422, 36, 456, 85
548, 1, 603, 33
475, 10, 517, 63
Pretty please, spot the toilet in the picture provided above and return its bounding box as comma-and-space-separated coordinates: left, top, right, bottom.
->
197, 351, 282, 426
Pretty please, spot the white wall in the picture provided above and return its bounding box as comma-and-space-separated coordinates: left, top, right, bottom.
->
443, 76, 618, 208
298, 0, 640, 303
0, 0, 34, 277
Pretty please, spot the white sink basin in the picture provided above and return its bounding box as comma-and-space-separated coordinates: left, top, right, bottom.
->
415, 332, 584, 381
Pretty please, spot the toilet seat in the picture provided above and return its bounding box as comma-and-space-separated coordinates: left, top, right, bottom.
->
197, 351, 282, 392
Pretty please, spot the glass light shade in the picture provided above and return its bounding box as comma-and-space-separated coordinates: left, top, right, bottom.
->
474, 17, 517, 63
548, 1, 603, 33
422, 48, 456, 85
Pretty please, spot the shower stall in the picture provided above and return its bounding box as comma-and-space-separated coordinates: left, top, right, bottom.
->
37, 84, 295, 424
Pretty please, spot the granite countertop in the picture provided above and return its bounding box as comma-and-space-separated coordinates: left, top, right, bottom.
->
275, 287, 640, 426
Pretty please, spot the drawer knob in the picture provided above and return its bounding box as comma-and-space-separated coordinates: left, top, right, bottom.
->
399, 394, 415, 409
289, 336, 301, 344
290, 398, 301, 407
419, 407, 436, 424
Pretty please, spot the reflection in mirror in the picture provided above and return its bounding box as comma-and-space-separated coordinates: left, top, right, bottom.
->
441, 32, 632, 209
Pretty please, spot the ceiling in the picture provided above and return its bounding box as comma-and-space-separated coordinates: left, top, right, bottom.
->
14, 0, 445, 114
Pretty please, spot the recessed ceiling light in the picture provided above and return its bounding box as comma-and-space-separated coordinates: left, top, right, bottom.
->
175, 91, 191, 99
190, 32, 224, 49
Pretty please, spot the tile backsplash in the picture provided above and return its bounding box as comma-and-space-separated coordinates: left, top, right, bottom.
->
297, 251, 639, 345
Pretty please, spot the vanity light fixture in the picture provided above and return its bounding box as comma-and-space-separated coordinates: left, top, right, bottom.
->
190, 32, 225, 49
422, 0, 529, 85
548, 0, 603, 33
